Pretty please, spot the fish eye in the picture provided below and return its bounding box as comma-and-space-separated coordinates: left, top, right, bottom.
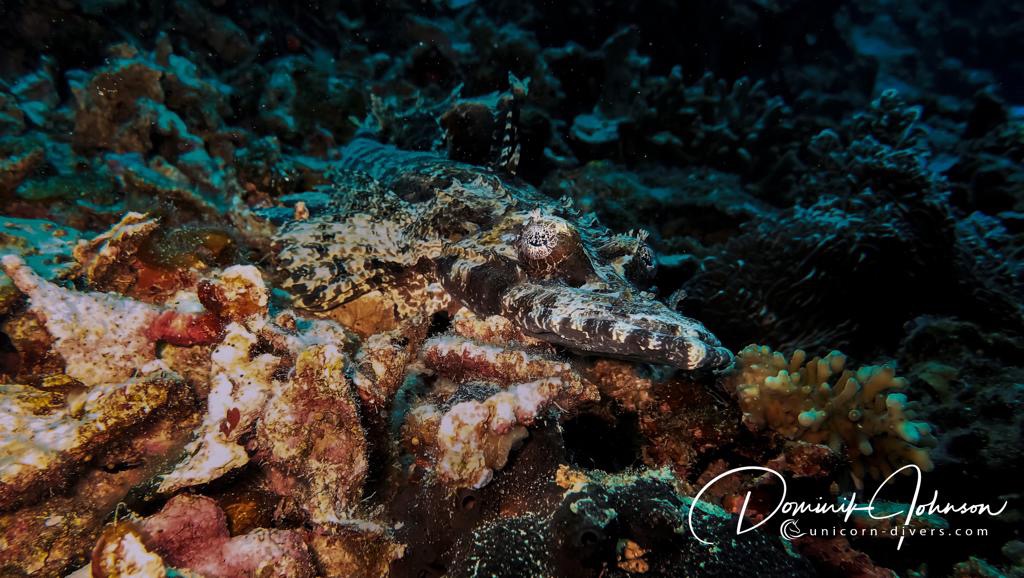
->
519, 221, 559, 260
516, 213, 576, 263
515, 212, 591, 283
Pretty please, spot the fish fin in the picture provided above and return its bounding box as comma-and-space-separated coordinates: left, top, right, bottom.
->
491, 72, 530, 175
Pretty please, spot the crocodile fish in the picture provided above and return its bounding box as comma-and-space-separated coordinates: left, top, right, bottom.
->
273, 137, 732, 371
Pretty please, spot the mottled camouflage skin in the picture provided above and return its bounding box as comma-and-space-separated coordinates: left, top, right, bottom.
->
275, 138, 732, 370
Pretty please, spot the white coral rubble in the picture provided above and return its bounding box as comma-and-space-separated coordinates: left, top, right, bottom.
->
1, 254, 160, 385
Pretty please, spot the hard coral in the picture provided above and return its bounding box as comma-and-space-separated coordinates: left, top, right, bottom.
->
257, 343, 368, 523
1, 253, 161, 385
72, 211, 159, 292
729, 345, 937, 487
0, 372, 198, 576
93, 494, 316, 578
1, 253, 261, 384
0, 371, 189, 511
679, 189, 958, 356
405, 334, 599, 489
798, 89, 939, 202
157, 322, 280, 493
542, 161, 774, 251
159, 316, 368, 523
633, 70, 794, 182
91, 522, 182, 578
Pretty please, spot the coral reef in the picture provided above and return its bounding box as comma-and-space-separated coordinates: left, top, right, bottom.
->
0, 0, 1021, 576
1, 254, 161, 385
0, 372, 198, 575
728, 345, 937, 487
542, 161, 774, 251
0, 371, 190, 511
156, 322, 280, 493
405, 334, 599, 488
256, 343, 367, 523
93, 494, 317, 578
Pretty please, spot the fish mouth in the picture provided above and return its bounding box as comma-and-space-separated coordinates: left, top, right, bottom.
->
500, 282, 733, 371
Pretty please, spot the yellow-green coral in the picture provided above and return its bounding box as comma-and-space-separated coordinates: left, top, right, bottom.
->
728, 344, 936, 488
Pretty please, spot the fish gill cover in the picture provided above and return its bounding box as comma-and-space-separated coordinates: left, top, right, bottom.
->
0, 1, 1021, 577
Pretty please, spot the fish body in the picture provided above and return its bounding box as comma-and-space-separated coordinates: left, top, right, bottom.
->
275, 138, 732, 370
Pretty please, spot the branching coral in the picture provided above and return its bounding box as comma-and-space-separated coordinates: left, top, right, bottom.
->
566, 57, 795, 192
0, 2, 1018, 576
679, 189, 958, 355
798, 89, 938, 201
633, 70, 794, 178
728, 345, 937, 488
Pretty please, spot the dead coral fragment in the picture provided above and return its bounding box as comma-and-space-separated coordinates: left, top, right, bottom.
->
91, 522, 180, 578
160, 323, 368, 524
1, 254, 161, 385
72, 211, 159, 292
257, 344, 367, 523
585, 358, 656, 412
146, 264, 270, 346
158, 322, 279, 493
729, 345, 937, 487
351, 317, 429, 414
436, 378, 555, 488
306, 522, 406, 578
95, 494, 315, 578
408, 335, 598, 489
0, 371, 187, 512
198, 264, 270, 322
0, 377, 197, 575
